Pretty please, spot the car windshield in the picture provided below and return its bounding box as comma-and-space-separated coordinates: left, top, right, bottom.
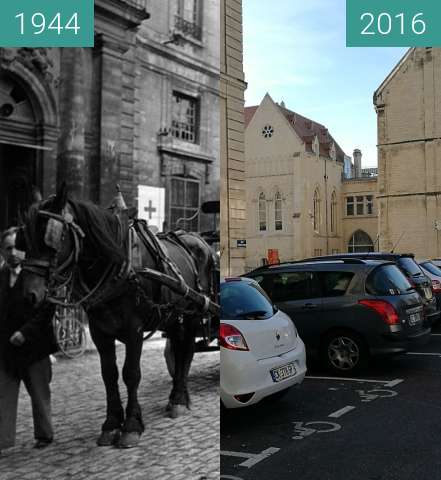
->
366, 264, 414, 296
421, 261, 441, 277
220, 281, 274, 320
396, 257, 423, 277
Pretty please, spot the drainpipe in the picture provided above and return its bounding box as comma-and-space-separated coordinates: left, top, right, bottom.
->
324, 157, 329, 255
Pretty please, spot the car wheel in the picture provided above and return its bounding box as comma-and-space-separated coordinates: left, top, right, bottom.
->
321, 330, 368, 374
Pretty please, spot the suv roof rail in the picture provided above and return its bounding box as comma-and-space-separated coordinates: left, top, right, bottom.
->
294, 257, 367, 265
248, 258, 368, 273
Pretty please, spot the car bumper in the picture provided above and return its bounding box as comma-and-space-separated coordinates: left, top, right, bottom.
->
370, 327, 431, 356
220, 337, 307, 409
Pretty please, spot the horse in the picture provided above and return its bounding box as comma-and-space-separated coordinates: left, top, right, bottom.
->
19, 183, 218, 448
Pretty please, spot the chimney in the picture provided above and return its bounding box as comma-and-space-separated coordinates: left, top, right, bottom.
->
353, 149, 362, 178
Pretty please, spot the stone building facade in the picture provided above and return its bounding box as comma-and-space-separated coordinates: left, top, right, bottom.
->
0, 0, 220, 234
244, 94, 378, 270
220, 0, 246, 276
374, 48, 441, 257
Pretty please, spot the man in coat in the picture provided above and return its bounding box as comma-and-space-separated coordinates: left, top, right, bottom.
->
0, 227, 57, 452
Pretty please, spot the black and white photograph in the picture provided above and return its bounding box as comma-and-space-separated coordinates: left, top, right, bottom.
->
0, 1, 220, 479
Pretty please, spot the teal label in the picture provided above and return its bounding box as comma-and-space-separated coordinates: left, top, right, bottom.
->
347, 0, 441, 47
0, 0, 94, 47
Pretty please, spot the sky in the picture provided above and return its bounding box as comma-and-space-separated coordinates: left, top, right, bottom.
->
243, 0, 408, 167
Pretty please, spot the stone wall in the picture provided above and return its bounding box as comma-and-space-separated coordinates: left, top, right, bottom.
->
220, 0, 247, 276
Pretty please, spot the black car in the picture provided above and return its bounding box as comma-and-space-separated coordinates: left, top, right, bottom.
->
246, 259, 430, 373
302, 253, 440, 327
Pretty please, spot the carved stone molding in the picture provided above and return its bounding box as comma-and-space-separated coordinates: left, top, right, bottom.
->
0, 47, 55, 84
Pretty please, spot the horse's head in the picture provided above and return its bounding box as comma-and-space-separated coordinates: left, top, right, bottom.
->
21, 183, 82, 308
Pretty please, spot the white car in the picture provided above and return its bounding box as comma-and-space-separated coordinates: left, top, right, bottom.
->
220, 277, 306, 409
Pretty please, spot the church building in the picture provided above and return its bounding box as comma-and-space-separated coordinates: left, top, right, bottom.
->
244, 94, 378, 270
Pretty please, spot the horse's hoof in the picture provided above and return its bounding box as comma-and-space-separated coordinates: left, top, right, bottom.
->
117, 431, 141, 449
167, 403, 190, 419
96, 429, 121, 446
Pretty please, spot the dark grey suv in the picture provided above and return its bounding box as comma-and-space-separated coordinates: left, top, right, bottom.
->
246, 260, 430, 373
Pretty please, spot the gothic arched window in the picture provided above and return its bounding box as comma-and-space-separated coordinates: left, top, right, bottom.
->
348, 230, 374, 253
258, 192, 267, 231
275, 191, 283, 231
313, 188, 320, 232
330, 190, 337, 234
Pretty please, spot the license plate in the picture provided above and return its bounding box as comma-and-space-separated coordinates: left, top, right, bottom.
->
270, 363, 296, 383
408, 312, 421, 326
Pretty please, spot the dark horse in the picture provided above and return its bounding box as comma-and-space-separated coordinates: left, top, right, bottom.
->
19, 183, 218, 448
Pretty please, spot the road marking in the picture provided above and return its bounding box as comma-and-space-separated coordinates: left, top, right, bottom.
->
430, 333, 441, 336
306, 375, 403, 385
292, 421, 341, 440
406, 352, 441, 357
384, 379, 404, 388
220, 447, 280, 468
328, 406, 355, 418
220, 476, 244, 480
357, 389, 398, 402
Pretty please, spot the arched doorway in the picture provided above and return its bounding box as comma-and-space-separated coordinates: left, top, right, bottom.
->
0, 72, 39, 229
348, 230, 374, 253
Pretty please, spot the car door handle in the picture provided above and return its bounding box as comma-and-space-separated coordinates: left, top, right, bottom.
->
302, 303, 317, 310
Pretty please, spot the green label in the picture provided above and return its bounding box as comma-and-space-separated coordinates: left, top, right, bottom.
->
0, 0, 94, 47
347, 0, 441, 47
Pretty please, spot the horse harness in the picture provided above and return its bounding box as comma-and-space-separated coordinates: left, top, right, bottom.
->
22, 208, 215, 337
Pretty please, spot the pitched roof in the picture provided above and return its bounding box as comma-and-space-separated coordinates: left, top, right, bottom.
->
244, 103, 346, 162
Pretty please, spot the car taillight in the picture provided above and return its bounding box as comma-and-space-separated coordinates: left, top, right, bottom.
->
432, 280, 441, 293
358, 299, 400, 325
220, 324, 249, 351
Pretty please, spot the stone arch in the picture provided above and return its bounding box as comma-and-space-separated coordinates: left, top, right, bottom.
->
0, 52, 57, 127
348, 229, 374, 253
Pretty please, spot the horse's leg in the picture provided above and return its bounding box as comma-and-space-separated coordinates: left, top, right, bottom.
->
117, 322, 145, 449
166, 315, 197, 419
89, 323, 124, 446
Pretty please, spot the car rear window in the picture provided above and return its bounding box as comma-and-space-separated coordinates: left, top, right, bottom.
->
366, 264, 414, 296
320, 271, 354, 297
396, 257, 422, 277
421, 261, 441, 277
220, 281, 274, 320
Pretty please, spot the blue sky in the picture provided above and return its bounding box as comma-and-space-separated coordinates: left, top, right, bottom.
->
243, 0, 407, 167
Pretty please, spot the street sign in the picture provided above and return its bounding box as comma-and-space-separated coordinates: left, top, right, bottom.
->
237, 239, 246, 248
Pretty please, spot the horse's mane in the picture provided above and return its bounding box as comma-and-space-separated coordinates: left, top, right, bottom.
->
68, 199, 126, 265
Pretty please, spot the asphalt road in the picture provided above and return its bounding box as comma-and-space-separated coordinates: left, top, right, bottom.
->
221, 323, 441, 480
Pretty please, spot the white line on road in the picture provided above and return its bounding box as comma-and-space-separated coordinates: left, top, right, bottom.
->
328, 406, 356, 418
431, 334, 441, 336
220, 447, 280, 468
306, 376, 403, 385
406, 352, 441, 357
383, 379, 404, 388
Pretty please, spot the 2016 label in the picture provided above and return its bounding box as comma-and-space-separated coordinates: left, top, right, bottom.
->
360, 12, 426, 36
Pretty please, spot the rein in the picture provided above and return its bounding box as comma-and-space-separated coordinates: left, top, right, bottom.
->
21, 208, 112, 308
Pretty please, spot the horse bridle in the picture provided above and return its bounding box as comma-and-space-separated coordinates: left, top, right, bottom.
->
22, 209, 86, 303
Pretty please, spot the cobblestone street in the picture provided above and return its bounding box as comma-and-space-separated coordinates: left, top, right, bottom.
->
0, 337, 219, 480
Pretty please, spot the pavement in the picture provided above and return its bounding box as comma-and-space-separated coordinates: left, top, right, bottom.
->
0, 337, 219, 480
221, 323, 441, 480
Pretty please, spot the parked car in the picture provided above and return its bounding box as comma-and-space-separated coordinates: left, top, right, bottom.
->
246, 259, 430, 373
430, 259, 441, 269
417, 260, 441, 315
301, 253, 440, 327
220, 277, 306, 408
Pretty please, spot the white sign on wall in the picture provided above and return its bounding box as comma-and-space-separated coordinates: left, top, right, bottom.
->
137, 185, 165, 232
